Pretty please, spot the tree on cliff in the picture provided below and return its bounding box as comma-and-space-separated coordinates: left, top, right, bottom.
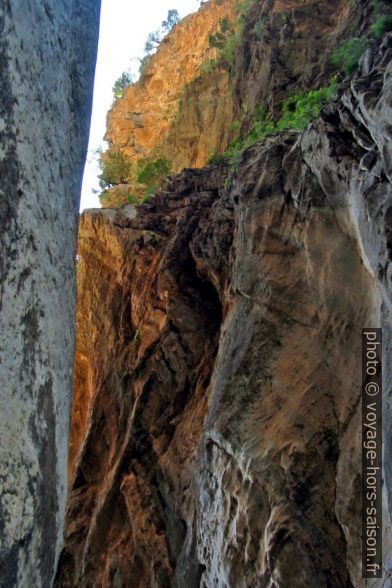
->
112, 71, 134, 99
143, 9, 180, 55
162, 9, 180, 33
98, 148, 133, 189
137, 157, 172, 196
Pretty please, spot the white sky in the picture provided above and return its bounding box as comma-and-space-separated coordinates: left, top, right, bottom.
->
80, 0, 202, 211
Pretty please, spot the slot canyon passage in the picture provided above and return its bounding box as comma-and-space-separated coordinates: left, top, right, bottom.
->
2, 0, 392, 587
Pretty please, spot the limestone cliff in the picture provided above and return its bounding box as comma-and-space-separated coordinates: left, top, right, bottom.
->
57, 35, 392, 587
0, 1, 100, 586
103, 0, 373, 207
103, 0, 238, 205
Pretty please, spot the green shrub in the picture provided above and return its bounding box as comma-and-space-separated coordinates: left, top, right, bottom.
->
277, 81, 337, 131
98, 187, 138, 206
236, 0, 257, 23
227, 138, 242, 152
223, 176, 231, 189
201, 59, 217, 74
223, 31, 240, 65
208, 152, 227, 165
98, 149, 133, 189
99, 190, 110, 204
220, 17, 231, 33
209, 18, 234, 50
144, 10, 180, 53
144, 31, 161, 53
139, 10, 180, 81
162, 9, 180, 34
206, 15, 243, 67
224, 80, 337, 158
136, 157, 172, 192
139, 54, 152, 78
372, 14, 392, 38
112, 71, 133, 99
244, 105, 276, 145
331, 37, 368, 76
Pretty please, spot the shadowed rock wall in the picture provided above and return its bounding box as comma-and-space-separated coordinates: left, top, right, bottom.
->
57, 36, 392, 587
0, 1, 100, 586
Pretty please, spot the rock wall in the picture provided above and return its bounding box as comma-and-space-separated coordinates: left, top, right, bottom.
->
103, 0, 373, 207
105, 0, 238, 164
57, 36, 392, 586
0, 2, 100, 586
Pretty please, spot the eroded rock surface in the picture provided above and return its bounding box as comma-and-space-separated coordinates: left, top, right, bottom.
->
57, 36, 392, 587
0, 2, 100, 586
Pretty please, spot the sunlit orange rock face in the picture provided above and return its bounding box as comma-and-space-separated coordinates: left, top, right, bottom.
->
56, 34, 392, 585
105, 0, 238, 162
103, 0, 371, 208
68, 342, 93, 484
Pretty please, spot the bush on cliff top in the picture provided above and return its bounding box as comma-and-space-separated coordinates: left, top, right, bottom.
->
98, 148, 133, 189
98, 152, 172, 205
144, 9, 180, 53
138, 10, 180, 79
112, 71, 133, 99
136, 157, 172, 195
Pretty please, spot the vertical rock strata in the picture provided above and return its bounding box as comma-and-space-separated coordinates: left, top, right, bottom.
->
58, 38, 392, 586
0, 1, 100, 586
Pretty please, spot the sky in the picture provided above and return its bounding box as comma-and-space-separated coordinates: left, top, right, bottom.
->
80, 0, 202, 211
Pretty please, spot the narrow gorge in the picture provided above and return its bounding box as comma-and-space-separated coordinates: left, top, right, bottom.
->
57, 0, 392, 586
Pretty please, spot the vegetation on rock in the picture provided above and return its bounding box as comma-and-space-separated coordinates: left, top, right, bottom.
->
372, 14, 392, 37
140, 9, 180, 77
208, 17, 234, 50
371, 0, 392, 37
209, 78, 338, 167
99, 187, 139, 206
277, 81, 338, 131
98, 148, 133, 190
331, 37, 369, 76
98, 151, 172, 204
102, 0, 388, 208
208, 152, 228, 165
137, 157, 172, 196
112, 71, 134, 99
202, 0, 256, 75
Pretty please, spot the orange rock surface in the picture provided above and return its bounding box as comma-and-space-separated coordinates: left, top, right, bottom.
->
105, 0, 238, 165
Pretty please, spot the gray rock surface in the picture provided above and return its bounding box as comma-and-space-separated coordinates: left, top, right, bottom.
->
0, 1, 100, 585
